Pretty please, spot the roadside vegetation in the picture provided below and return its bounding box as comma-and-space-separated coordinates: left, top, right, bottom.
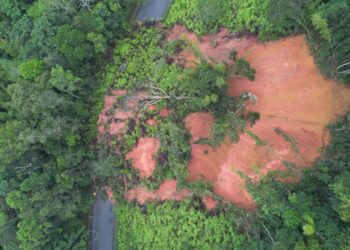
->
0, 0, 349, 249
116, 199, 245, 249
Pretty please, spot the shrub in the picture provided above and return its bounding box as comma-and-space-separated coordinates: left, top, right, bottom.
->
232, 0, 272, 38
166, 0, 273, 38
18, 59, 44, 80
116, 200, 245, 249
311, 12, 332, 42
310, 0, 350, 84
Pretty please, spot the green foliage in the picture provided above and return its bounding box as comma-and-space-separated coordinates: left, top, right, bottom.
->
310, 0, 350, 84
166, 0, 271, 36
27, 0, 45, 19
196, 0, 234, 31
49, 65, 81, 96
105, 28, 167, 89
165, 0, 207, 34
18, 59, 44, 80
116, 200, 245, 249
246, 130, 267, 146
250, 113, 350, 249
268, 0, 313, 38
330, 173, 350, 222
231, 0, 271, 38
274, 127, 299, 153
55, 24, 93, 67
210, 111, 246, 145
87, 32, 107, 53
0, 0, 25, 19
171, 62, 230, 115
246, 112, 260, 126
183, 180, 213, 195
2, 1, 349, 249
0, 0, 136, 249
152, 121, 190, 186
311, 12, 332, 42
302, 222, 315, 236
90, 147, 120, 180
235, 58, 256, 81
0, 66, 11, 124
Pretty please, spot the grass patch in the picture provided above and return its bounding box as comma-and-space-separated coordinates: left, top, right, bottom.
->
115, 200, 245, 249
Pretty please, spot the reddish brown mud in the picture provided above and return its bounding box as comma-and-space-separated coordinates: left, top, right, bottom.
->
174, 27, 350, 209
125, 180, 191, 204
126, 137, 160, 178
201, 195, 217, 210
103, 26, 350, 209
97, 90, 146, 139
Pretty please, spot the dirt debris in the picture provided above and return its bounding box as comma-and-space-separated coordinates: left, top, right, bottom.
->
103, 26, 350, 209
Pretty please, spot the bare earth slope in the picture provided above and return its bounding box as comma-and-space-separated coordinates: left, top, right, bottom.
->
101, 26, 350, 209
172, 27, 350, 208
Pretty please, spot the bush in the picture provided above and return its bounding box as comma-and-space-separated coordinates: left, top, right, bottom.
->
311, 12, 331, 42
116, 200, 245, 249
232, 0, 272, 38
166, 0, 273, 38
310, 0, 350, 84
18, 59, 44, 80
250, 113, 350, 249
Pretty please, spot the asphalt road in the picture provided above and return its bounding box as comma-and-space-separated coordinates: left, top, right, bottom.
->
136, 0, 172, 21
91, 194, 115, 250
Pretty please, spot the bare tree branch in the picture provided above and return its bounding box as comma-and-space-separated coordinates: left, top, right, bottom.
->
140, 79, 191, 110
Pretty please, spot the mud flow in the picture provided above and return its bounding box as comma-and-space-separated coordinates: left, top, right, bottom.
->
100, 26, 350, 209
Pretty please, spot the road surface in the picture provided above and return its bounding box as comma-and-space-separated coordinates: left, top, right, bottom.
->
91, 194, 115, 250
136, 0, 172, 21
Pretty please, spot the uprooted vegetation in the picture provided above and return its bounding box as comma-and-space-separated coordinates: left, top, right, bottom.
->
96, 27, 257, 196
99, 20, 350, 249
109, 7, 350, 249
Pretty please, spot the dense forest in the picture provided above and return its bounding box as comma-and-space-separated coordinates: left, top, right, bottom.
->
0, 0, 349, 249
0, 0, 139, 248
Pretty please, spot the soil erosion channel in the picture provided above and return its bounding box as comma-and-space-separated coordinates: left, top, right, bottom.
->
100, 26, 350, 209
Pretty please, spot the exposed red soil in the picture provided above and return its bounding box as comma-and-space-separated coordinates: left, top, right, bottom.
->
174, 26, 350, 209
97, 90, 146, 139
147, 105, 157, 111
126, 137, 160, 178
167, 25, 257, 64
159, 108, 172, 118
201, 195, 217, 210
98, 91, 174, 178
104, 186, 116, 204
184, 112, 214, 143
125, 180, 191, 204
146, 118, 157, 126
107, 26, 350, 209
